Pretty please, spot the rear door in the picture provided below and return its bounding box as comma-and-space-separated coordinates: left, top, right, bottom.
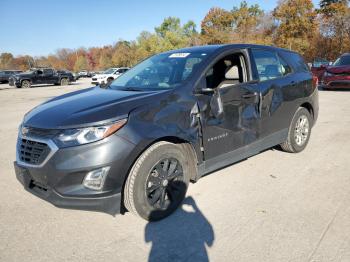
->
42, 69, 55, 84
197, 49, 261, 160
250, 48, 296, 138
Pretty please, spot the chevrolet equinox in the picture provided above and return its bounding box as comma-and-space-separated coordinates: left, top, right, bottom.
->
14, 45, 319, 221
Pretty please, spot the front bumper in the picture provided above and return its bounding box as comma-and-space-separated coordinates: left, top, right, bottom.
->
91, 78, 106, 85
14, 163, 121, 214
14, 133, 137, 215
322, 76, 350, 89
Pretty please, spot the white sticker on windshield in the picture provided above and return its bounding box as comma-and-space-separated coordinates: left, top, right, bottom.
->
169, 53, 190, 58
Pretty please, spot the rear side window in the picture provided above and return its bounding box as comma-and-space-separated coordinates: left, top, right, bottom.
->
43, 69, 53, 74
281, 51, 309, 73
251, 49, 292, 81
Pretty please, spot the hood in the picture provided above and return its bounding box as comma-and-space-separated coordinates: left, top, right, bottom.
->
23, 87, 168, 129
326, 65, 350, 74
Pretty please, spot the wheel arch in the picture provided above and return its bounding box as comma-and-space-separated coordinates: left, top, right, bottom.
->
21, 78, 31, 84
119, 136, 199, 214
300, 102, 314, 120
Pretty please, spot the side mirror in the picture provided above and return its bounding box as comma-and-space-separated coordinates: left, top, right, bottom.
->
320, 64, 326, 69
195, 77, 214, 94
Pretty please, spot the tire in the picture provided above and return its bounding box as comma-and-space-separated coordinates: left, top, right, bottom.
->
21, 80, 31, 88
280, 107, 312, 153
107, 77, 114, 84
124, 141, 190, 221
60, 78, 69, 86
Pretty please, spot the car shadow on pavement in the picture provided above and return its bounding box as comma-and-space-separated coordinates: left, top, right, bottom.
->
145, 196, 214, 262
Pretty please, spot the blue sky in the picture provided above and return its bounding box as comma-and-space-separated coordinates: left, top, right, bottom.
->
0, 0, 320, 57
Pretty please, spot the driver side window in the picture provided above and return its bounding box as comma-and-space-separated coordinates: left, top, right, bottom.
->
205, 53, 248, 89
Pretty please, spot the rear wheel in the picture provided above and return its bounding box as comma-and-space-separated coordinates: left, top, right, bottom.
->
124, 142, 190, 221
280, 107, 312, 153
21, 80, 31, 88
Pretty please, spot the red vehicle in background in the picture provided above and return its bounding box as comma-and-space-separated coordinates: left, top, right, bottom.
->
321, 53, 350, 90
310, 58, 329, 82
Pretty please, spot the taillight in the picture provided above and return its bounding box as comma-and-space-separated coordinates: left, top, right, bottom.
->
312, 75, 318, 90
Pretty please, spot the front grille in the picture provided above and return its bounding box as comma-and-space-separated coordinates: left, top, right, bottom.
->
18, 138, 51, 165
23, 126, 59, 138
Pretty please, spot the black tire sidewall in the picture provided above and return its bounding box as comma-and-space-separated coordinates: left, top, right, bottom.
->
132, 143, 190, 221
289, 108, 312, 153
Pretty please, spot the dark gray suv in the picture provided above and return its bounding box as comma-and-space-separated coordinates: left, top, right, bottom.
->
14, 44, 319, 221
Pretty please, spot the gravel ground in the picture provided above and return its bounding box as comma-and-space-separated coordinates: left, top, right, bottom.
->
0, 78, 349, 262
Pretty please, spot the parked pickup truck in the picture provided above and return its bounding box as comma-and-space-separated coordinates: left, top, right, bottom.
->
14, 44, 318, 221
9, 68, 75, 88
0, 70, 23, 83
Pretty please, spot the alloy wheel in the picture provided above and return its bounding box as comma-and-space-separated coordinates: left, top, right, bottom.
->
145, 158, 184, 210
294, 115, 309, 146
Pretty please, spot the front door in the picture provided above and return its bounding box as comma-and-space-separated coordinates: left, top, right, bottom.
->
33, 70, 44, 84
197, 50, 261, 161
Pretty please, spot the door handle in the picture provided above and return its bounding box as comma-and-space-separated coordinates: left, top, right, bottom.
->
241, 92, 258, 99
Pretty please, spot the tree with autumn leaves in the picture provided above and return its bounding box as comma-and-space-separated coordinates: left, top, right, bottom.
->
1, 0, 349, 71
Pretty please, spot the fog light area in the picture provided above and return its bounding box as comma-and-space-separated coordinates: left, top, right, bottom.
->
83, 166, 110, 190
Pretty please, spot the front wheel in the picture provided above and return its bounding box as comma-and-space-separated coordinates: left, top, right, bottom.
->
280, 107, 312, 153
21, 80, 31, 88
124, 142, 190, 221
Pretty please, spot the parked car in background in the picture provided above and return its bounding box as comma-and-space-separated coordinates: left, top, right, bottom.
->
310, 58, 330, 82
0, 70, 22, 83
91, 67, 129, 86
78, 70, 92, 78
321, 53, 350, 90
9, 68, 75, 88
72, 72, 80, 81
14, 44, 318, 221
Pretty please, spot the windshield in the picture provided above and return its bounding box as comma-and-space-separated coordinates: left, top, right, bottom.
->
109, 51, 208, 91
333, 56, 350, 66
104, 68, 116, 74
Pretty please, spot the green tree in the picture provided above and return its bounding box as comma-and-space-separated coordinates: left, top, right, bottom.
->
231, 1, 264, 42
155, 17, 181, 37
183, 20, 197, 37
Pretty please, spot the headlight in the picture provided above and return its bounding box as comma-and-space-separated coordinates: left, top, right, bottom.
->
54, 118, 127, 147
